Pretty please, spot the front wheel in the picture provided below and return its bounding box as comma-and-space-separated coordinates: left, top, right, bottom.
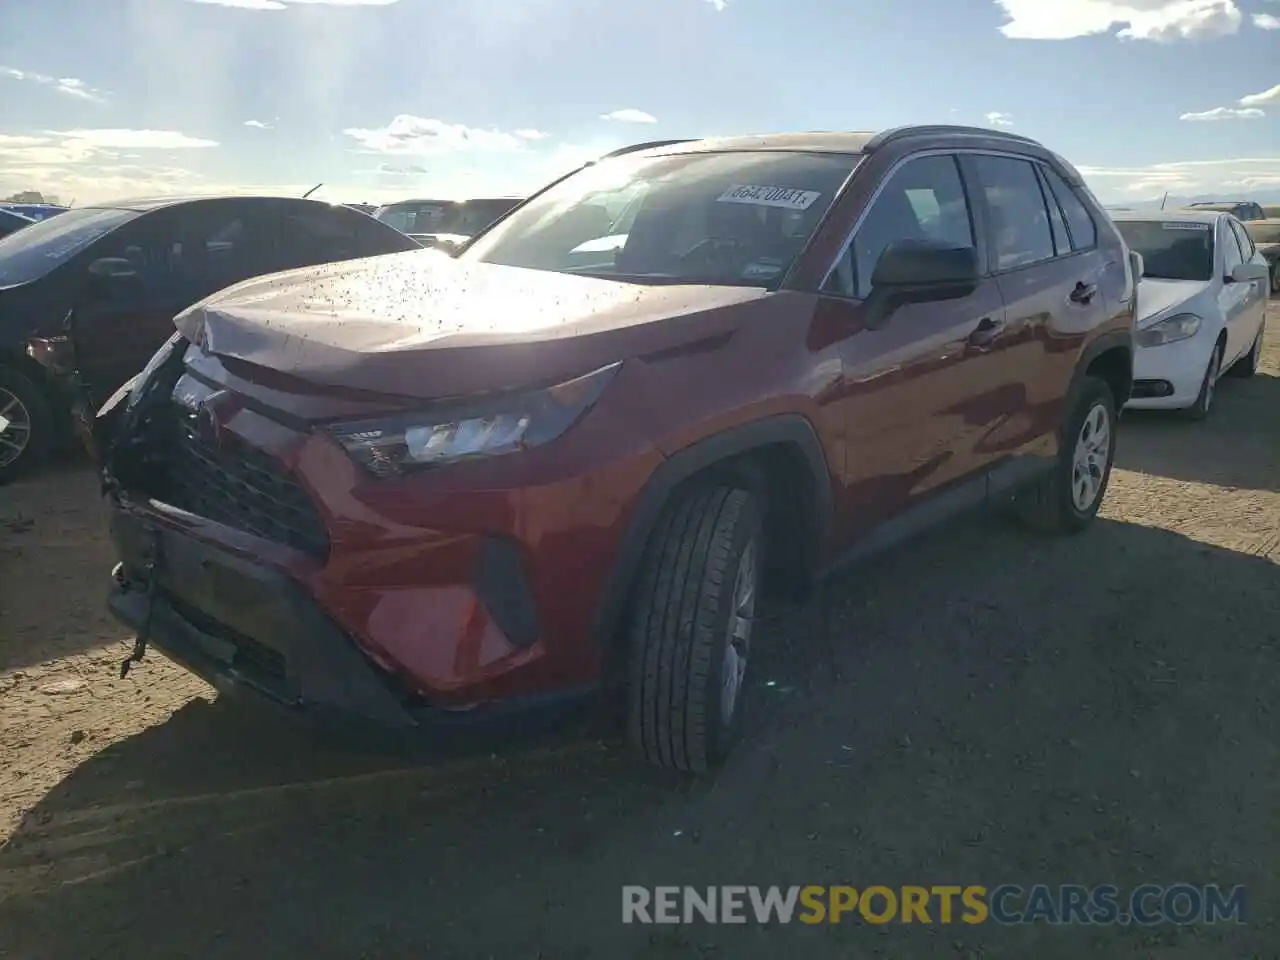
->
0, 366, 55, 483
626, 485, 763, 773
1181, 341, 1222, 421
1013, 376, 1117, 535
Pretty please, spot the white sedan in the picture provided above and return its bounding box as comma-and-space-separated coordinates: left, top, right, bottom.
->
1113, 210, 1270, 419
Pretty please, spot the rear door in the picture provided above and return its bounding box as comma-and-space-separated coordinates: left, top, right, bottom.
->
961, 153, 1110, 475
1224, 217, 1265, 361
817, 152, 1007, 534
269, 201, 419, 273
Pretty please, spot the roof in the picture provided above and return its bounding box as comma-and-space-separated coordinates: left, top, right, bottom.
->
1110, 209, 1224, 224
82, 194, 329, 212
606, 125, 1047, 160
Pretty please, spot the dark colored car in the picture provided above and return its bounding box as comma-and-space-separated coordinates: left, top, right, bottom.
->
1183, 201, 1266, 222
97, 126, 1135, 772
1, 203, 67, 222
0, 195, 420, 479
0, 208, 33, 239
373, 196, 523, 253
1243, 218, 1280, 293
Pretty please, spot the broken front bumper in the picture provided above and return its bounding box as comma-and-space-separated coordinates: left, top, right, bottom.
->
105, 502, 594, 739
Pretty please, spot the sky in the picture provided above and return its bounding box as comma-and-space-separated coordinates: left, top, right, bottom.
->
0, 0, 1277, 207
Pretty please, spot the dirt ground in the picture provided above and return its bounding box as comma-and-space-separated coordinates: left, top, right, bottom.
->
1, 311, 1278, 959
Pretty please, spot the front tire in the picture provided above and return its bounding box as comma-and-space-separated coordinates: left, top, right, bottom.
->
0, 366, 55, 483
1181, 341, 1222, 421
1013, 375, 1117, 535
626, 485, 763, 773
1227, 324, 1263, 378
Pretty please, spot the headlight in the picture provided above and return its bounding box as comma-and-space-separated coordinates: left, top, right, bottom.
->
1136, 313, 1201, 347
327, 361, 621, 477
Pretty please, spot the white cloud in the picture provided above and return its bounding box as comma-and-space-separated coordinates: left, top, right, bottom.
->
1239, 83, 1280, 107
187, 0, 401, 8
343, 115, 544, 154
1078, 156, 1280, 198
995, 0, 1243, 41
243, 119, 273, 129
1254, 13, 1280, 28
0, 67, 108, 104
513, 128, 550, 141
600, 108, 658, 124
986, 111, 1015, 127
1180, 106, 1265, 120
705, 0, 730, 9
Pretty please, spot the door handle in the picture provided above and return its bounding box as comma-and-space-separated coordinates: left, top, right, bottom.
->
1070, 281, 1097, 305
967, 316, 1005, 348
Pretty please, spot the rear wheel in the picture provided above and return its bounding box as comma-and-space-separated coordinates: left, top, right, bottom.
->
0, 366, 54, 483
626, 485, 763, 773
1013, 375, 1116, 535
1181, 341, 1222, 421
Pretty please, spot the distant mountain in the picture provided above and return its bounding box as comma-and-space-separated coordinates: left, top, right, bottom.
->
1101, 190, 1280, 213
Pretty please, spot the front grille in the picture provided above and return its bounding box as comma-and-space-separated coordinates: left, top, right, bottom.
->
163, 402, 331, 560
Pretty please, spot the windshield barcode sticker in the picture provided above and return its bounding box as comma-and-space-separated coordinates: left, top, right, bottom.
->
717, 185, 821, 210
1161, 222, 1211, 231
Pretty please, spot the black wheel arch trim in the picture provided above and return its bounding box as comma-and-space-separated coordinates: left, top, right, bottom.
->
1070, 328, 1134, 411
592, 414, 834, 646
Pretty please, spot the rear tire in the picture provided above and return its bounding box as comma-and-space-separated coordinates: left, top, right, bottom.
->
1181, 341, 1222, 421
0, 365, 55, 484
1013, 375, 1116, 536
626, 485, 763, 773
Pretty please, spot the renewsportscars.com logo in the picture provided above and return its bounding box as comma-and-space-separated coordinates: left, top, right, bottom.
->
622, 884, 1247, 926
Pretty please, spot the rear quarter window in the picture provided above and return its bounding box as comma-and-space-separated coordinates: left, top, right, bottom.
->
1041, 166, 1097, 251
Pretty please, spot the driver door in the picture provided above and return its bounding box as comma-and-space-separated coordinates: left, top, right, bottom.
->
818, 153, 1010, 536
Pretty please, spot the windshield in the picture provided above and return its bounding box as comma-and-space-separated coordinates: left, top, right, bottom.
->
462, 150, 860, 286
1115, 220, 1214, 282
0, 206, 136, 285
1244, 221, 1280, 245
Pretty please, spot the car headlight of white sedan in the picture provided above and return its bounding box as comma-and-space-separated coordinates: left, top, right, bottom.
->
1136, 313, 1201, 348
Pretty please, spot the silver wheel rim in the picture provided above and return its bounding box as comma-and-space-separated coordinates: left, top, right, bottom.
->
720, 539, 757, 726
0, 388, 32, 469
1070, 402, 1111, 513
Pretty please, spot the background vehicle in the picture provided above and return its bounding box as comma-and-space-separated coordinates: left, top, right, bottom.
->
1114, 210, 1269, 419
0, 195, 420, 480
1182, 201, 1266, 222
1242, 219, 1280, 294
99, 126, 1134, 773
344, 202, 377, 215
1, 203, 68, 222
372, 196, 523, 252
0, 208, 33, 239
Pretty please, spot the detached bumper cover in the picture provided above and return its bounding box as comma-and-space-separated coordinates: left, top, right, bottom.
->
108, 505, 417, 728
106, 504, 593, 736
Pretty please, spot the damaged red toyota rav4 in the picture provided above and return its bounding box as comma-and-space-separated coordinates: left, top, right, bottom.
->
96, 127, 1136, 772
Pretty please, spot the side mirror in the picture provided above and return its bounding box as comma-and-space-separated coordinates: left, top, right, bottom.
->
88, 257, 139, 280
870, 239, 980, 292
1228, 262, 1268, 284
1129, 250, 1145, 280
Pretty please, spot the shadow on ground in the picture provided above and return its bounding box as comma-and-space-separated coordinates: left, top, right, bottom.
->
1117, 365, 1280, 494
2, 515, 1276, 959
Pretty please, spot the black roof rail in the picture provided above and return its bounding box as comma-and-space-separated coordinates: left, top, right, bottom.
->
595, 139, 698, 160
864, 124, 1041, 152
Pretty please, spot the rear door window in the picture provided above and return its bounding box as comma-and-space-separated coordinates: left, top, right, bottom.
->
1040, 166, 1097, 251
968, 155, 1056, 271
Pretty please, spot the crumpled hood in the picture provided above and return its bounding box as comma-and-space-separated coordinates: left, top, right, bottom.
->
175, 248, 770, 400
1135, 277, 1209, 327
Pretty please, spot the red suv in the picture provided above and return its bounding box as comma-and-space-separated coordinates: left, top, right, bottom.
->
98, 126, 1136, 772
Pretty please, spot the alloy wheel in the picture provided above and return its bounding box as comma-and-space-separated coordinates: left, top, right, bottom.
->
0, 388, 33, 470
1070, 402, 1111, 513
720, 538, 758, 726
